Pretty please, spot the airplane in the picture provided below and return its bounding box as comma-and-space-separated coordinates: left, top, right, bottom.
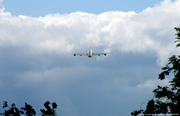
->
68, 48, 111, 58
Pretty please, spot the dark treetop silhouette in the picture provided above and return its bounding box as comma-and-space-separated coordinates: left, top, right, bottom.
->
0, 101, 58, 116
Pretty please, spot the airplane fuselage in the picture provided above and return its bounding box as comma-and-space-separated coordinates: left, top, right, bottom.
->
87, 48, 92, 57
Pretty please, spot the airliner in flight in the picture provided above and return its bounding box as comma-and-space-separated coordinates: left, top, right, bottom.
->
68, 48, 111, 58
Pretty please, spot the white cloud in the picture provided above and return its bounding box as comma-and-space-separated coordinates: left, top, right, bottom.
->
1, 0, 180, 65
136, 78, 170, 89
0, 0, 11, 16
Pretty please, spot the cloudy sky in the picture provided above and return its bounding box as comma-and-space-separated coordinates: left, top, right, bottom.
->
0, 0, 180, 115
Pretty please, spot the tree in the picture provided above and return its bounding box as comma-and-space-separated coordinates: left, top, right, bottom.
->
131, 27, 180, 116
0, 101, 57, 116
0, 101, 21, 116
40, 101, 58, 116
21, 103, 36, 116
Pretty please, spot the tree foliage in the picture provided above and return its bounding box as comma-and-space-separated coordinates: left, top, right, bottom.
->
0, 101, 57, 116
40, 101, 58, 116
131, 27, 180, 116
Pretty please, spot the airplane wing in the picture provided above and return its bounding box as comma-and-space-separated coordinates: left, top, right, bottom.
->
92, 53, 112, 56
68, 53, 88, 56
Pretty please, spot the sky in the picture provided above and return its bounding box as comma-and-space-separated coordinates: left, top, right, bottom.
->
0, 0, 180, 115
1, 0, 176, 16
